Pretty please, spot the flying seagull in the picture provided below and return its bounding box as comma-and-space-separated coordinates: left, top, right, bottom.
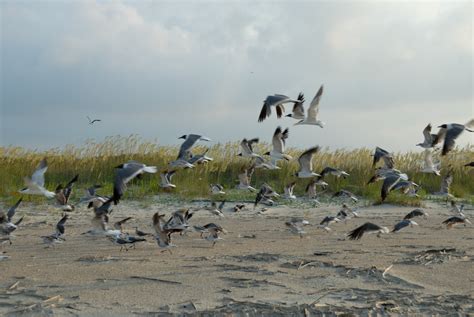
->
238, 138, 261, 158
320, 167, 350, 179
333, 190, 358, 203
87, 116, 101, 125
403, 209, 428, 220
20, 158, 55, 198
305, 178, 327, 200
264, 126, 292, 161
55, 174, 79, 211
0, 198, 24, 244
210, 184, 225, 195
170, 134, 211, 168
254, 184, 279, 209
285, 92, 306, 120
152, 212, 175, 253
420, 149, 440, 175
392, 219, 418, 233
282, 181, 297, 199
347, 222, 389, 240
236, 166, 256, 192
442, 216, 471, 229
293, 85, 325, 127
381, 175, 418, 202
295, 146, 321, 178
258, 94, 300, 122
160, 170, 177, 189
113, 161, 157, 204
285, 218, 310, 238
435, 168, 453, 198
186, 148, 213, 165
372, 147, 395, 169
436, 119, 474, 155
42, 214, 68, 247
319, 216, 340, 231
416, 123, 440, 148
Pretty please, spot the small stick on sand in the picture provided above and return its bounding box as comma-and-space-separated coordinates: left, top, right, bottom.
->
382, 264, 393, 278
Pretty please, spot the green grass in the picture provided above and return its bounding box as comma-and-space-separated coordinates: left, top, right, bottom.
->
1, 134, 473, 205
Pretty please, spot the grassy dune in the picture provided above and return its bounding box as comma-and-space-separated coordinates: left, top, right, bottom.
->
1, 135, 473, 205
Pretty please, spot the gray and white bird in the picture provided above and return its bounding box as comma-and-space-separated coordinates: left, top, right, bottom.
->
193, 223, 227, 239
42, 214, 68, 247
333, 190, 358, 203
258, 94, 300, 122
435, 169, 453, 198
210, 184, 225, 195
203, 224, 226, 247
113, 217, 133, 232
282, 181, 297, 199
170, 134, 211, 168
236, 167, 256, 192
186, 148, 213, 165
381, 175, 418, 202
392, 219, 418, 233
0, 198, 23, 244
206, 201, 226, 217
403, 209, 428, 220
338, 203, 359, 218
264, 127, 292, 161
152, 212, 175, 253
19, 158, 55, 198
464, 161, 474, 167
160, 170, 177, 188
442, 216, 471, 229
347, 222, 389, 240
449, 201, 465, 217
372, 147, 395, 169
108, 233, 146, 251
367, 167, 408, 184
436, 120, 474, 156
420, 149, 440, 175
254, 184, 279, 209
305, 178, 327, 200
320, 167, 350, 179
253, 156, 280, 170
416, 123, 440, 148
285, 218, 310, 238
285, 92, 306, 120
113, 161, 157, 204
295, 146, 321, 178
319, 216, 340, 231
79, 184, 107, 205
293, 85, 325, 127
55, 174, 79, 211
238, 138, 261, 158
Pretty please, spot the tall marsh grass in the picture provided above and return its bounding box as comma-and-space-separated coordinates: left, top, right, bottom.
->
1, 135, 473, 204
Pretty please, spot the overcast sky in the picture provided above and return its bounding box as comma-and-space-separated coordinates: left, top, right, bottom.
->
1, 0, 472, 151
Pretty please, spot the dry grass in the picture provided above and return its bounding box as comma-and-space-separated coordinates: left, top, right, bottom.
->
1, 135, 473, 205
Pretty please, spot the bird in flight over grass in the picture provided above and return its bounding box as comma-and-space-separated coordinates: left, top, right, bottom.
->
87, 116, 101, 125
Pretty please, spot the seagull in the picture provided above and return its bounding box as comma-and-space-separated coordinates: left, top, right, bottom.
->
392, 219, 418, 233
264, 126, 292, 161
305, 178, 327, 200
193, 223, 227, 239
442, 216, 471, 229
108, 234, 146, 251
238, 138, 261, 158
435, 168, 453, 198
449, 201, 465, 217
186, 148, 214, 165
367, 167, 408, 184
134, 227, 153, 237
113, 161, 157, 204
233, 204, 246, 212
295, 146, 321, 178
319, 216, 340, 231
338, 203, 359, 218
403, 209, 428, 220
19, 158, 55, 198
210, 184, 225, 195
333, 190, 358, 203
0, 198, 23, 244
285, 218, 310, 238
152, 212, 175, 253
206, 201, 225, 217
203, 223, 226, 247
253, 156, 280, 170
381, 175, 418, 202
113, 217, 133, 232
42, 214, 68, 247
87, 116, 101, 125
435, 120, 474, 155
160, 170, 177, 188
347, 222, 389, 240
420, 149, 440, 175
170, 134, 211, 168
254, 184, 279, 209
320, 167, 350, 179
236, 167, 256, 192
464, 162, 474, 167
258, 94, 300, 122
293, 85, 325, 127
79, 184, 106, 205
55, 174, 79, 211
285, 92, 306, 120
372, 147, 395, 169
282, 181, 297, 199
416, 123, 440, 148
162, 209, 194, 233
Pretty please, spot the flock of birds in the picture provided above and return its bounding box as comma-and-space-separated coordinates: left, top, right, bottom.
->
1, 86, 473, 253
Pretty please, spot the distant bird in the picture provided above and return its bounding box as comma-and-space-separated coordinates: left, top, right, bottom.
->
367, 167, 407, 184
258, 94, 299, 122
160, 170, 177, 189
152, 212, 175, 253
372, 147, 395, 169
282, 181, 297, 199
236, 166, 256, 192
436, 120, 474, 155
403, 209, 428, 220
162, 209, 194, 233
79, 184, 106, 205
253, 156, 280, 170
201, 223, 226, 247
295, 146, 321, 178
347, 222, 389, 240
416, 123, 440, 148
109, 234, 146, 251
465, 162, 474, 167
19, 158, 55, 198
392, 219, 418, 232
87, 116, 101, 125
113, 161, 157, 204
293, 85, 325, 127
233, 204, 246, 212
55, 174, 79, 211
338, 203, 359, 218
135, 227, 153, 237
420, 149, 440, 175
0, 198, 23, 243
285, 92, 306, 120
333, 190, 358, 203
193, 223, 227, 240
113, 217, 133, 232
42, 214, 68, 247
435, 169, 453, 198
264, 126, 292, 161
206, 201, 225, 217
320, 167, 350, 179
238, 138, 261, 158
285, 218, 310, 238
442, 216, 471, 229
210, 184, 225, 195
170, 134, 211, 168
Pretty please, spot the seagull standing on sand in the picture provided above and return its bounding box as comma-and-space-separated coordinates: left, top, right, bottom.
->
19, 158, 56, 198
293, 85, 325, 127
347, 222, 389, 240
258, 94, 300, 122
295, 146, 321, 178
435, 120, 474, 155
264, 127, 292, 161
113, 161, 157, 204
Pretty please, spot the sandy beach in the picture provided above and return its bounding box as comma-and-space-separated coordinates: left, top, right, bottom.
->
1, 199, 473, 316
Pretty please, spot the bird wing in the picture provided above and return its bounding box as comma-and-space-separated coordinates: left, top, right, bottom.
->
218, 200, 226, 211
31, 158, 48, 186
381, 175, 401, 201
247, 138, 259, 152
238, 171, 249, 186
307, 85, 324, 120
240, 139, 253, 155
7, 198, 22, 222
298, 146, 320, 173
114, 217, 133, 230
423, 149, 434, 168
272, 127, 284, 153
393, 220, 409, 232
63, 174, 79, 201
292, 92, 305, 117
422, 124, 432, 143
440, 169, 453, 193
178, 134, 202, 159
56, 215, 68, 235
442, 124, 465, 155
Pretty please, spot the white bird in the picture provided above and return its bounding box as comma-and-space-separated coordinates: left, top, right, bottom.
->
416, 123, 440, 148
210, 184, 225, 195
293, 85, 325, 127
258, 94, 300, 122
436, 120, 474, 156
264, 127, 292, 161
238, 138, 261, 158
19, 158, 55, 198
333, 190, 358, 203
372, 147, 395, 169
113, 161, 157, 204
160, 170, 177, 188
253, 156, 280, 170
296, 146, 321, 178
186, 148, 213, 165
282, 181, 297, 199
420, 149, 440, 175
170, 134, 211, 168
236, 167, 256, 192
285, 92, 306, 120
320, 167, 350, 179
347, 222, 389, 240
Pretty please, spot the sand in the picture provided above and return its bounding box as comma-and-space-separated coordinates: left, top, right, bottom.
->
1, 199, 473, 316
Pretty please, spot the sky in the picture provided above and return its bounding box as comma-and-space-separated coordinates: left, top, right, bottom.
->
1, 0, 473, 152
